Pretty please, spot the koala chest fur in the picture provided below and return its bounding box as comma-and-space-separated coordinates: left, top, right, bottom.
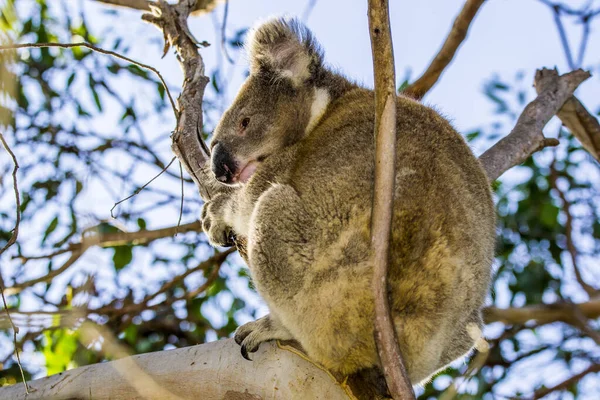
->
202, 18, 496, 384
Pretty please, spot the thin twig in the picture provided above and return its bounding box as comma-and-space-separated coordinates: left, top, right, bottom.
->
110, 156, 176, 218
551, 5, 576, 70
403, 0, 486, 99
16, 221, 203, 264
549, 161, 597, 297
0, 42, 178, 120
4, 251, 83, 297
367, 1, 415, 398
529, 363, 600, 400
177, 161, 184, 234
302, 0, 318, 21
220, 0, 234, 64
0, 133, 20, 255
577, 14, 591, 67
0, 132, 28, 394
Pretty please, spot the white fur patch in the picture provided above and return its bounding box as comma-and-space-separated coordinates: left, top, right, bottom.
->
223, 200, 250, 239
466, 322, 489, 352
305, 87, 330, 135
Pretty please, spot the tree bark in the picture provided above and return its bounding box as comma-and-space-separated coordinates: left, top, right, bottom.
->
534, 68, 600, 163
0, 340, 353, 400
480, 68, 590, 181
367, 0, 415, 398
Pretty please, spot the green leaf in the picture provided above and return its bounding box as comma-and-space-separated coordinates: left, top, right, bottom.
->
42, 216, 59, 245
157, 82, 165, 100
43, 330, 78, 375
126, 65, 149, 79
88, 74, 102, 112
540, 203, 559, 228
113, 245, 133, 271
66, 72, 76, 88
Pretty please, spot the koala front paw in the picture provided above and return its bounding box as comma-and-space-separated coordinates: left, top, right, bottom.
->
234, 315, 293, 361
201, 197, 235, 247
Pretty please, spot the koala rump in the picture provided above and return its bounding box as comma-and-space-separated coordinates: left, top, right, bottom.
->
203, 17, 496, 385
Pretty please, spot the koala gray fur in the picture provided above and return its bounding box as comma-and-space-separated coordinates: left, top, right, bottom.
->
201, 18, 496, 384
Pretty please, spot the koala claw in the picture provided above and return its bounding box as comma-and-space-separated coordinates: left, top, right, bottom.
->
201, 197, 235, 247
234, 315, 294, 362
240, 343, 254, 361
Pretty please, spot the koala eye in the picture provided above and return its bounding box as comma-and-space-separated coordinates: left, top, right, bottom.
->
240, 117, 250, 130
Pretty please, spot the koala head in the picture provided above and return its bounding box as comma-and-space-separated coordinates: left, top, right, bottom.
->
210, 18, 330, 186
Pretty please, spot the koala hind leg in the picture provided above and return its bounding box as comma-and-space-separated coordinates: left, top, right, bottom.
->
234, 314, 294, 360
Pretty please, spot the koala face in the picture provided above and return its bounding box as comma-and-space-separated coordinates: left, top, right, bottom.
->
210, 18, 326, 186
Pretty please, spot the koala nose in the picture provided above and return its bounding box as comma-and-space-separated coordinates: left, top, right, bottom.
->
211, 143, 237, 184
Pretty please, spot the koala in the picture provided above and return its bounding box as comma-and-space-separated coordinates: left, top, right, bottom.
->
201, 18, 495, 384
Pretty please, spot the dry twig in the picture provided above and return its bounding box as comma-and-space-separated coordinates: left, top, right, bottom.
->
0, 132, 28, 393
95, 0, 222, 15
0, 42, 178, 120
403, 0, 486, 99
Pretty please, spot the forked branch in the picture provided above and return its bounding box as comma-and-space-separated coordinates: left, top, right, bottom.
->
480, 68, 590, 181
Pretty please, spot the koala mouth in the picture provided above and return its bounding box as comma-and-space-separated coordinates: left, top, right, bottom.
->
232, 160, 259, 184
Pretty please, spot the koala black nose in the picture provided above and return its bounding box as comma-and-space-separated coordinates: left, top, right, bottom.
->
211, 143, 237, 184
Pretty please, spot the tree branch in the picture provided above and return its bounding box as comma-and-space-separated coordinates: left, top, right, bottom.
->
0, 339, 356, 399
483, 299, 600, 326
479, 68, 590, 181
529, 363, 600, 400
534, 68, 600, 163
5, 221, 203, 296
403, 0, 486, 99
0, 42, 178, 120
95, 0, 222, 15
0, 132, 27, 393
141, 0, 248, 256
368, 1, 414, 398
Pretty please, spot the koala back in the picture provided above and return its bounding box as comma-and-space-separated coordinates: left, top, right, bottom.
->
208, 17, 495, 383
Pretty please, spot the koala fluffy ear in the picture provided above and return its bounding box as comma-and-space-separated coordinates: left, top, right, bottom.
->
246, 18, 324, 86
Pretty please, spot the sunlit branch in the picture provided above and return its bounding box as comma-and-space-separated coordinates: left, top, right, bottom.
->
534, 68, 600, 163
479, 68, 590, 181
403, 0, 486, 100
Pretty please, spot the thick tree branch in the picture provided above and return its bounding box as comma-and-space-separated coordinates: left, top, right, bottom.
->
3, 300, 598, 399
535, 68, 600, 163
368, 1, 414, 398
95, 0, 222, 15
403, 0, 486, 99
0, 340, 355, 400
479, 68, 590, 181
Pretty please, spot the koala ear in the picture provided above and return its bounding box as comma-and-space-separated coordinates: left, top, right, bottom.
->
246, 18, 323, 86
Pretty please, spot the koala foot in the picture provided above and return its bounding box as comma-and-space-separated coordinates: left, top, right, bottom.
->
201, 195, 235, 247
234, 315, 294, 361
